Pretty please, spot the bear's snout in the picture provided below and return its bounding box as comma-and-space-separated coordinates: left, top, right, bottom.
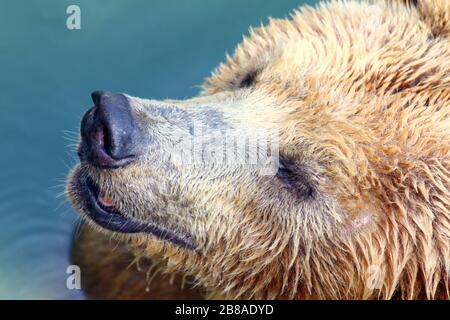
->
78, 90, 141, 169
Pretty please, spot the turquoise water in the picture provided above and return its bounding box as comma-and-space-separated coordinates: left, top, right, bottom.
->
0, 0, 314, 299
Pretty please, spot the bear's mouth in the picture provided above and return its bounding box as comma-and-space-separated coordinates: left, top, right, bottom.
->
72, 171, 196, 250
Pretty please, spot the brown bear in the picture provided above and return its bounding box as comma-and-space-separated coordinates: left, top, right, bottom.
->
67, 0, 450, 299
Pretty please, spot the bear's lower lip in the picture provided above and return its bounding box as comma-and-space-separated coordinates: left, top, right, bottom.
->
73, 172, 196, 250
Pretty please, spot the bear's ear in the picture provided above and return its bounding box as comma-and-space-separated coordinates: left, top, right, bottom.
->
397, 0, 450, 37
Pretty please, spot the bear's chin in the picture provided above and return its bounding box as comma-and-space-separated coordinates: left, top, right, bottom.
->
66, 167, 197, 250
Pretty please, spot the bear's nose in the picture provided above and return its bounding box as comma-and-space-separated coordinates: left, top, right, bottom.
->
78, 90, 140, 168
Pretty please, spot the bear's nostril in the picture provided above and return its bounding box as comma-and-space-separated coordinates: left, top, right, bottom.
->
79, 90, 140, 169
93, 125, 106, 148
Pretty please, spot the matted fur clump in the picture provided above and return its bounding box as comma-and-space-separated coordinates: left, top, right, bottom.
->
68, 0, 449, 300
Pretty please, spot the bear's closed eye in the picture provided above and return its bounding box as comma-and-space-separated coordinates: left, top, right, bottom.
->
238, 71, 258, 88
277, 157, 316, 200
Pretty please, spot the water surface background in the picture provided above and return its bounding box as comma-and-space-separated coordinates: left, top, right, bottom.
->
0, 0, 314, 299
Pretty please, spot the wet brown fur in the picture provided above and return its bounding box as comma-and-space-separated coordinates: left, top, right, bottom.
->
68, 0, 449, 299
